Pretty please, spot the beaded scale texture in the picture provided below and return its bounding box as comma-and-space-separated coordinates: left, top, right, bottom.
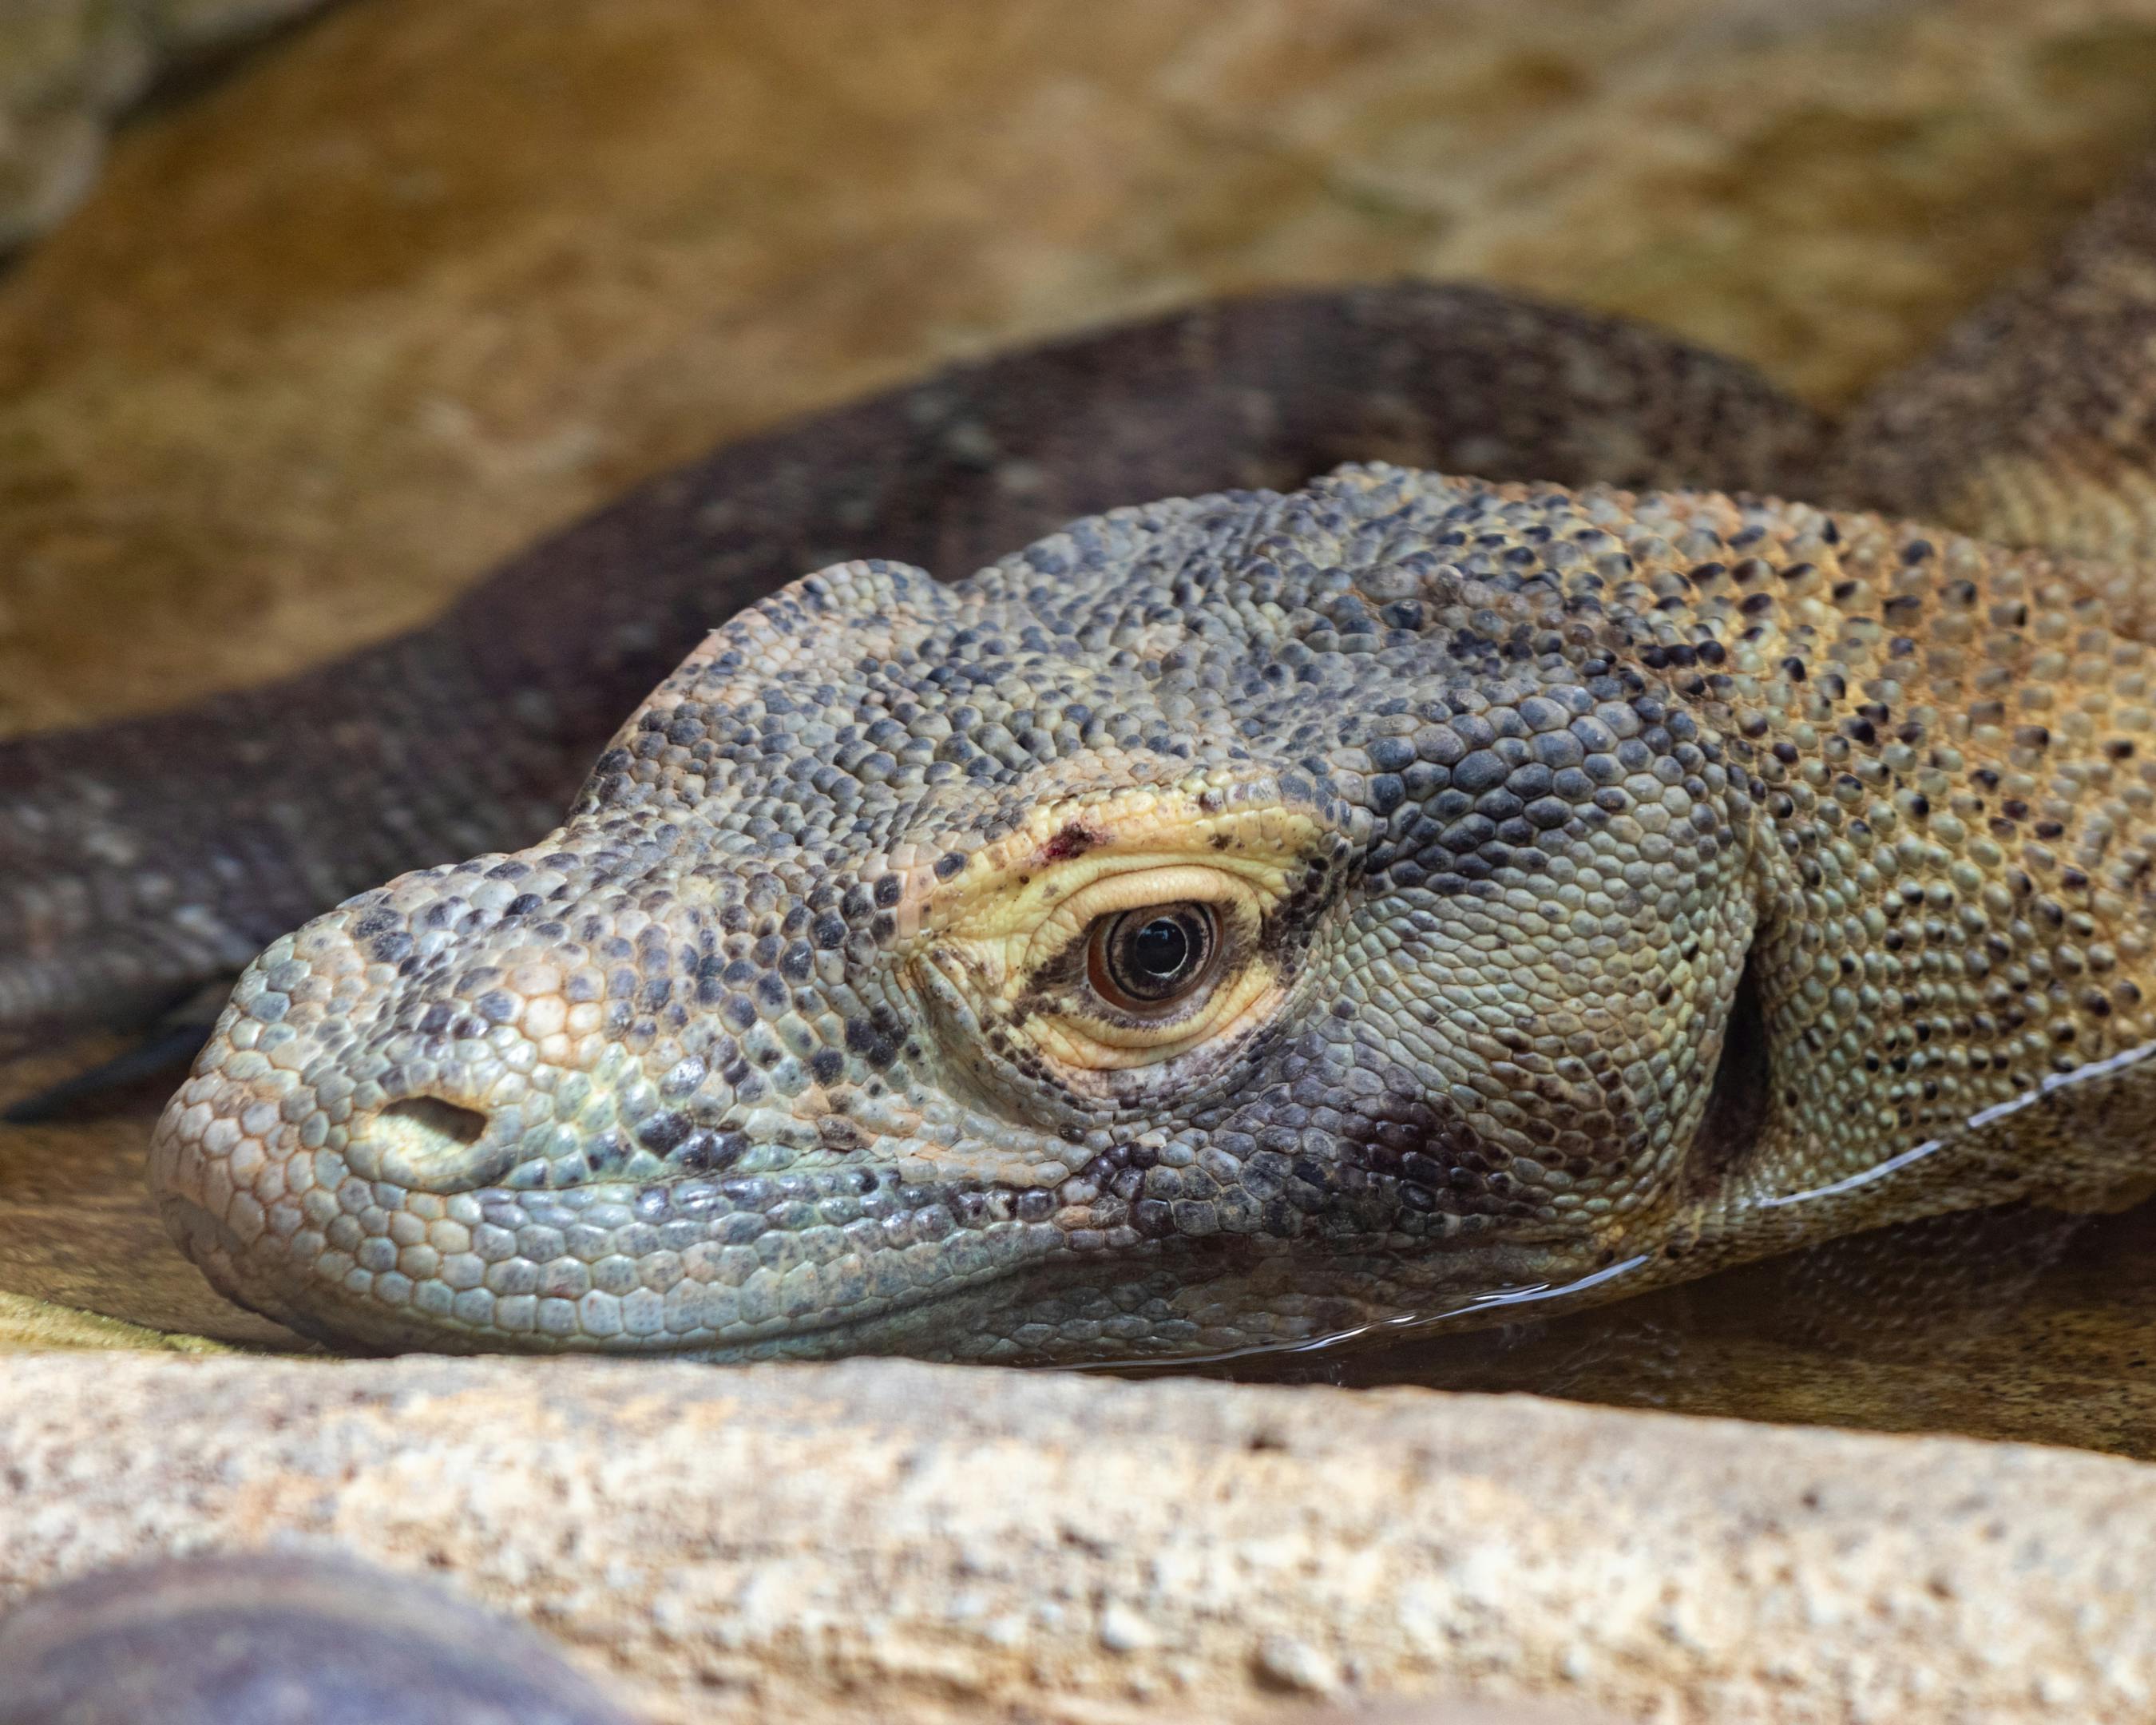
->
148, 464, 2156, 1359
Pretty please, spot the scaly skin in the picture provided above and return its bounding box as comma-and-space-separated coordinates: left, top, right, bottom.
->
148, 466, 2156, 1361
34, 160, 2156, 1360
1834, 153, 2156, 569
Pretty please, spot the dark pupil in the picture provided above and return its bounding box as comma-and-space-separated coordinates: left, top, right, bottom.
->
1097, 903, 1215, 1005
1128, 916, 1191, 981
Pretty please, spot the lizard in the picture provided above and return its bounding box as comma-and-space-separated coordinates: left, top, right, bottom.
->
27, 157, 2156, 1362
0, 285, 1825, 1068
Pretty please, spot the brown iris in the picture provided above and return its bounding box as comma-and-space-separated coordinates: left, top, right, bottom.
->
1086, 902, 1220, 1013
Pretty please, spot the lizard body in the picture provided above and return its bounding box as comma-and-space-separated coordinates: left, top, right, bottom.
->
24, 165, 2156, 1362
143, 463, 2156, 1359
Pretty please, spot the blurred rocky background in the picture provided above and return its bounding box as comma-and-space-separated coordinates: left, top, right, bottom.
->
5, 0, 2156, 743
0, 0, 332, 254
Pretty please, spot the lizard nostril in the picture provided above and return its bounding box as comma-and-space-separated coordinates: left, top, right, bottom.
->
379, 1096, 486, 1148
350, 1096, 513, 1192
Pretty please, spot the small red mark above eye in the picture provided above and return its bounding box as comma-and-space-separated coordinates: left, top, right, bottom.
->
1040, 823, 1102, 863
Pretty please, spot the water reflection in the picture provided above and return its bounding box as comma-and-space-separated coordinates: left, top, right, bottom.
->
1189, 1200, 2156, 1460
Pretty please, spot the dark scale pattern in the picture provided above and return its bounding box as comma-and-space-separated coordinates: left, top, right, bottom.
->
149, 464, 2156, 1361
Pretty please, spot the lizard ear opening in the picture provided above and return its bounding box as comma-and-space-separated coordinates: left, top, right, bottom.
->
1690, 953, 1771, 1184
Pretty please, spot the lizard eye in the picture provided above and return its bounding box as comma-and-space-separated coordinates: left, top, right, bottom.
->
1087, 902, 1220, 1012
917, 804, 1323, 1077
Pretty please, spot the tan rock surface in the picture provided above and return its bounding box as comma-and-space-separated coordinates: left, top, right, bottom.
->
0, 0, 331, 254
0, 1041, 313, 1348
7, 0, 2156, 736
3, 1354, 2155, 1724
0, 1288, 232, 1351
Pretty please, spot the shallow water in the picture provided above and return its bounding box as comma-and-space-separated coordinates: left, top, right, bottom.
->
6, 1036, 2155, 1451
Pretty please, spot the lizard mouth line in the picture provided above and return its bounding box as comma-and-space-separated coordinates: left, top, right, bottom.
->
668, 1227, 1611, 1365
158, 1085, 1619, 1362
1079, 1249, 1660, 1376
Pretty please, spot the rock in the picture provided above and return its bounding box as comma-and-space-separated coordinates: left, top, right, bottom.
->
0, 1549, 638, 1724
0, 0, 331, 257
0, 1290, 233, 1354
1255, 1636, 1345, 1698
1100, 1603, 1159, 1655
1295, 1710, 1619, 1725
0, 1045, 313, 1349
2, 1354, 2154, 1724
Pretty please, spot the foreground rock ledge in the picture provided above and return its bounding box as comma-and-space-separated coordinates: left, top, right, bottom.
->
1, 1357, 2151, 1723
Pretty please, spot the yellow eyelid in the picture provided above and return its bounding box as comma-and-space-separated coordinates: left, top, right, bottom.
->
902, 787, 1329, 1080
1036, 962, 1286, 1068
1019, 862, 1268, 972
917, 792, 1317, 946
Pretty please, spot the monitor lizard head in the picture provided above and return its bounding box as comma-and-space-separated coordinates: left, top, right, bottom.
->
149, 463, 2156, 1359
